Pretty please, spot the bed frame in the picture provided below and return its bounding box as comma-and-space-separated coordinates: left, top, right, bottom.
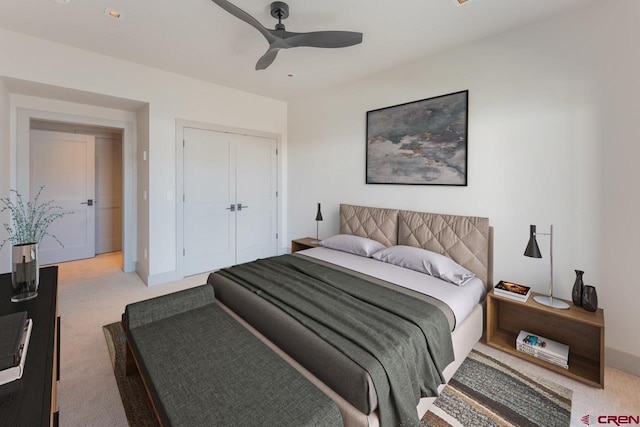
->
214, 204, 493, 427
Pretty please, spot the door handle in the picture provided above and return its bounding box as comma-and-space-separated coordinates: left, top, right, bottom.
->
226, 204, 236, 212
80, 199, 94, 206
237, 203, 248, 211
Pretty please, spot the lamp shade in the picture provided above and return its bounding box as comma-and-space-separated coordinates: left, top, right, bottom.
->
315, 203, 323, 221
524, 224, 542, 258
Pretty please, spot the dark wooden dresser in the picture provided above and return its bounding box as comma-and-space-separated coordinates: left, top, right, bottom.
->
0, 266, 59, 426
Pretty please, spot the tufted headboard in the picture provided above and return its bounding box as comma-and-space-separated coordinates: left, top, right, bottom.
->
339, 204, 399, 247
339, 204, 493, 289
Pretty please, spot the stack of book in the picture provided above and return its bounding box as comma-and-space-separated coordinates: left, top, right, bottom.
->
516, 330, 569, 369
494, 280, 531, 302
0, 311, 33, 386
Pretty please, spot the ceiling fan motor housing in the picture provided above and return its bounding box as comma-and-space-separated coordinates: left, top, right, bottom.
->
270, 2, 289, 20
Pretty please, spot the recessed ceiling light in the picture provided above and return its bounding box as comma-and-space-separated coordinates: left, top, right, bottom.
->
104, 8, 122, 19
54, 0, 70, 4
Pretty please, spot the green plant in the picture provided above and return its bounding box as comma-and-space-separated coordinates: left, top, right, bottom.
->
0, 186, 67, 250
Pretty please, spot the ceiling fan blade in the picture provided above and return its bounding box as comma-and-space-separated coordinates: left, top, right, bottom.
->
283, 31, 363, 49
211, 0, 276, 43
256, 48, 280, 70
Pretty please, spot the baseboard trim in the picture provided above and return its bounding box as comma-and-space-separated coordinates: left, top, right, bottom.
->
606, 346, 640, 376
145, 269, 183, 287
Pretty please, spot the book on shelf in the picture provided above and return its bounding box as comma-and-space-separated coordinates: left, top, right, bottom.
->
0, 317, 33, 385
516, 330, 569, 368
494, 280, 531, 302
517, 344, 569, 368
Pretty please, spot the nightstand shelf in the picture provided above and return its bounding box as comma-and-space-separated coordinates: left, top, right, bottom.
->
486, 290, 604, 388
291, 237, 321, 253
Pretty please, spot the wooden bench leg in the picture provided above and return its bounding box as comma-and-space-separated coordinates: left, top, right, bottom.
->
125, 336, 137, 377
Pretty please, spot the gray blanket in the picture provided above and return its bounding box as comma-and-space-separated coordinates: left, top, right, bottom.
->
218, 255, 454, 427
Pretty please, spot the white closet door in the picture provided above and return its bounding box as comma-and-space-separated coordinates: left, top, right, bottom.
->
183, 128, 236, 275
235, 135, 278, 264
30, 130, 96, 264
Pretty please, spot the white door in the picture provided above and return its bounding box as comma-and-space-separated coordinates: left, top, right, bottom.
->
183, 128, 236, 275
30, 130, 96, 264
235, 134, 278, 264
182, 128, 278, 275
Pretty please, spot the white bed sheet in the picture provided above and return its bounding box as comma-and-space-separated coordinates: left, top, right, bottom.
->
298, 246, 486, 329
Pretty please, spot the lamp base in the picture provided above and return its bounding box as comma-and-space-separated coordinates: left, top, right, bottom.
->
310, 239, 321, 245
533, 295, 570, 310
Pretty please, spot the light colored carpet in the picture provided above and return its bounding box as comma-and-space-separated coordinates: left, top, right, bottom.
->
56, 252, 640, 427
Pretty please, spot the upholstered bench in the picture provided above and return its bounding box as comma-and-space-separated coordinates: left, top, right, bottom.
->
123, 285, 342, 427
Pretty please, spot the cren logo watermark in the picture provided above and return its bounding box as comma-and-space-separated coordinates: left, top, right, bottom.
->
583, 415, 597, 425
582, 415, 640, 426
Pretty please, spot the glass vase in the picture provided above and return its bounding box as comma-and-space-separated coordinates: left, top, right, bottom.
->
571, 270, 584, 306
11, 243, 39, 302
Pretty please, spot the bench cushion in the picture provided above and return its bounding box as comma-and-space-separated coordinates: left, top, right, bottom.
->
126, 285, 342, 427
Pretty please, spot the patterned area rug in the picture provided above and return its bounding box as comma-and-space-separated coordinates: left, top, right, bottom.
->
104, 322, 572, 427
103, 322, 160, 427
421, 350, 572, 427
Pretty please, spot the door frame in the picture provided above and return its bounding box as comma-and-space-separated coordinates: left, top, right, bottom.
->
176, 119, 283, 278
16, 108, 136, 272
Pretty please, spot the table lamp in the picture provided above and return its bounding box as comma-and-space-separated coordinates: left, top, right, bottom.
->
311, 203, 323, 244
524, 224, 569, 309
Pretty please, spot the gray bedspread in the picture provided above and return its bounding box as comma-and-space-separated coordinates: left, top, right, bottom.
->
218, 255, 454, 427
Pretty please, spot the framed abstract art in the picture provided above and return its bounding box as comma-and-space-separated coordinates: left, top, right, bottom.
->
366, 90, 468, 186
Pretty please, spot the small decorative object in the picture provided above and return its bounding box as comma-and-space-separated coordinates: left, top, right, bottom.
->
366, 90, 468, 186
572, 270, 584, 306
523, 224, 570, 310
311, 203, 323, 244
1, 186, 67, 302
582, 285, 598, 312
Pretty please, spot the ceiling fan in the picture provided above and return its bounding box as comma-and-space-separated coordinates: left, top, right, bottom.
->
211, 0, 363, 70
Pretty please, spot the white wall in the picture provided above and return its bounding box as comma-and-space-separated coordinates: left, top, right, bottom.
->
288, 1, 640, 371
0, 29, 288, 283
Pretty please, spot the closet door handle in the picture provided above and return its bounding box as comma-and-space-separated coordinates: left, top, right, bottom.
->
226, 204, 236, 212
237, 203, 248, 211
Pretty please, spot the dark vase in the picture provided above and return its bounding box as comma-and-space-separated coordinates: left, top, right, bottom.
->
582, 285, 598, 312
572, 270, 584, 306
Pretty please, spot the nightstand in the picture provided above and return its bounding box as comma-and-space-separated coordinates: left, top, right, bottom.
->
291, 237, 321, 253
486, 290, 605, 388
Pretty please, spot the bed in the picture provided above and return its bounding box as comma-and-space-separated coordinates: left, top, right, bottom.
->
207, 203, 492, 427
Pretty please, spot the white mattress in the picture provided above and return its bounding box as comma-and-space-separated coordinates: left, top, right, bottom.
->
298, 246, 486, 329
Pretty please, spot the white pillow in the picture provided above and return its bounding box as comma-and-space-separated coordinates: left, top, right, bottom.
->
320, 234, 386, 257
372, 245, 476, 286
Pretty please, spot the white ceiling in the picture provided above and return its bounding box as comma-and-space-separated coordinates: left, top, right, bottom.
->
1, 0, 596, 102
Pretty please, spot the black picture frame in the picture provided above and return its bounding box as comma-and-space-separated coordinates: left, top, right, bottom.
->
366, 90, 468, 186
